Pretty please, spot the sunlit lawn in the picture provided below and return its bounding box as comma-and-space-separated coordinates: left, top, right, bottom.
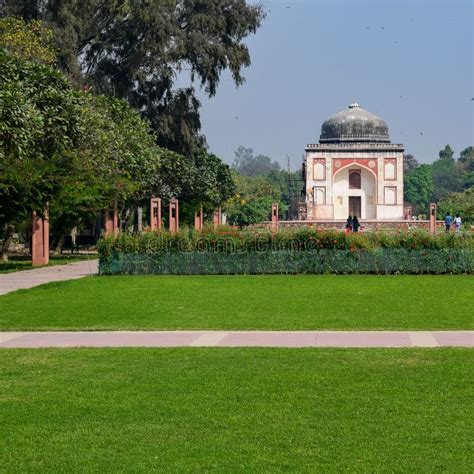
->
0, 274, 472, 330
0, 348, 471, 472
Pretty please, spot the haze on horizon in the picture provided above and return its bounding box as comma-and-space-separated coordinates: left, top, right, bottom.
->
197, 0, 473, 170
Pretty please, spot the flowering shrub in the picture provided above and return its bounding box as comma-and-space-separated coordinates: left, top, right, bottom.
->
97, 227, 474, 275
98, 226, 474, 256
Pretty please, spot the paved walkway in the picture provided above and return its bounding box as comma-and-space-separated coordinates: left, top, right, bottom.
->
0, 260, 98, 295
0, 331, 472, 348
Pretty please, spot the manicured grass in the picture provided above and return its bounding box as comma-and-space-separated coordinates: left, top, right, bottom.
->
0, 348, 471, 471
0, 275, 473, 330
0, 254, 94, 274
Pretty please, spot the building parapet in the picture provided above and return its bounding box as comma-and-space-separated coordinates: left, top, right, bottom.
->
305, 143, 404, 152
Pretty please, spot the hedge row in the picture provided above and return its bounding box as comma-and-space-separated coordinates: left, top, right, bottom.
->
99, 249, 474, 275
98, 226, 474, 256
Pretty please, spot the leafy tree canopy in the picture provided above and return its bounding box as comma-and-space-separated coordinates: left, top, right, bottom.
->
403, 164, 433, 215
0, 48, 83, 227
403, 153, 418, 174
232, 145, 281, 177
431, 145, 463, 201
437, 188, 474, 225
0, 16, 56, 65
459, 146, 474, 172
2, 0, 265, 156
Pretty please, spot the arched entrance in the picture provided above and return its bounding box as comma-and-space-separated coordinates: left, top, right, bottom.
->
333, 166, 377, 219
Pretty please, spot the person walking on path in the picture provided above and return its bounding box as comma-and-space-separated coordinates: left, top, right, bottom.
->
345, 215, 353, 234
352, 216, 360, 233
454, 214, 462, 233
444, 213, 452, 232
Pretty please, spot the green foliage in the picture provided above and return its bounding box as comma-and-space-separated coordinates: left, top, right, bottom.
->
0, 16, 57, 65
100, 248, 474, 275
232, 146, 281, 176
0, 49, 83, 229
226, 196, 273, 227
97, 227, 474, 276
403, 164, 433, 214
459, 146, 474, 172
403, 145, 473, 213
227, 145, 302, 224
0, 42, 234, 242
98, 227, 474, 258
437, 188, 474, 225
403, 153, 418, 173
4, 0, 265, 156
49, 93, 167, 238
431, 145, 463, 201
181, 150, 236, 210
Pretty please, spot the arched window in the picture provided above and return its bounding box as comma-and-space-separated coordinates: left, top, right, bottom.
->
349, 169, 361, 189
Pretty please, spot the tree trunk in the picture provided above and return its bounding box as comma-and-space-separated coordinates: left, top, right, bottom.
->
1, 224, 15, 262
52, 231, 66, 255
136, 206, 143, 232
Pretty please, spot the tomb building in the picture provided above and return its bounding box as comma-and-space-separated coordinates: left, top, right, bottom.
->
305, 102, 404, 220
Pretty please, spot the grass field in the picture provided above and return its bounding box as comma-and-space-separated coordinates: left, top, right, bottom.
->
0, 274, 472, 330
0, 348, 471, 471
0, 254, 93, 274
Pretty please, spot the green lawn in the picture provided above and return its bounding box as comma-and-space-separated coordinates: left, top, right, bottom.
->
0, 348, 471, 472
0, 254, 94, 274
0, 275, 473, 330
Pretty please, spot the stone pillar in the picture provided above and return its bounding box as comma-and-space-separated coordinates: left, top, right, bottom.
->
271, 203, 279, 232
212, 207, 222, 229
150, 197, 162, 231
429, 203, 437, 235
169, 198, 179, 233
194, 207, 204, 231
32, 204, 49, 266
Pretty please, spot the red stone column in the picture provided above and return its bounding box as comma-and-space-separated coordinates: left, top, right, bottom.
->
31, 204, 49, 266
150, 197, 162, 231
194, 206, 204, 231
104, 203, 119, 237
212, 207, 222, 229
429, 203, 437, 235
271, 203, 279, 232
169, 198, 179, 233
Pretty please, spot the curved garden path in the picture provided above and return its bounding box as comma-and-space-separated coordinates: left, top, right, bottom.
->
0, 259, 98, 296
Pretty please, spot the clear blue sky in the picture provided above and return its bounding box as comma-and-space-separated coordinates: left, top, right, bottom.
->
196, 0, 473, 170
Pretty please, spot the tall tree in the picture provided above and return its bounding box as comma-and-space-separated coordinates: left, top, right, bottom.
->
458, 146, 474, 189
403, 153, 418, 174
459, 146, 474, 172
232, 146, 281, 176
3, 0, 265, 156
403, 164, 433, 215
437, 188, 474, 224
431, 145, 463, 201
0, 48, 83, 258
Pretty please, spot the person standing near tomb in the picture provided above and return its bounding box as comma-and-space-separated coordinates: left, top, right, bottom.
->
345, 215, 353, 233
454, 214, 462, 233
444, 212, 452, 232
352, 216, 360, 233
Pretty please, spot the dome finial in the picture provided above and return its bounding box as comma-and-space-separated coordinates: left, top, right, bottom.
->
349, 101, 360, 109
